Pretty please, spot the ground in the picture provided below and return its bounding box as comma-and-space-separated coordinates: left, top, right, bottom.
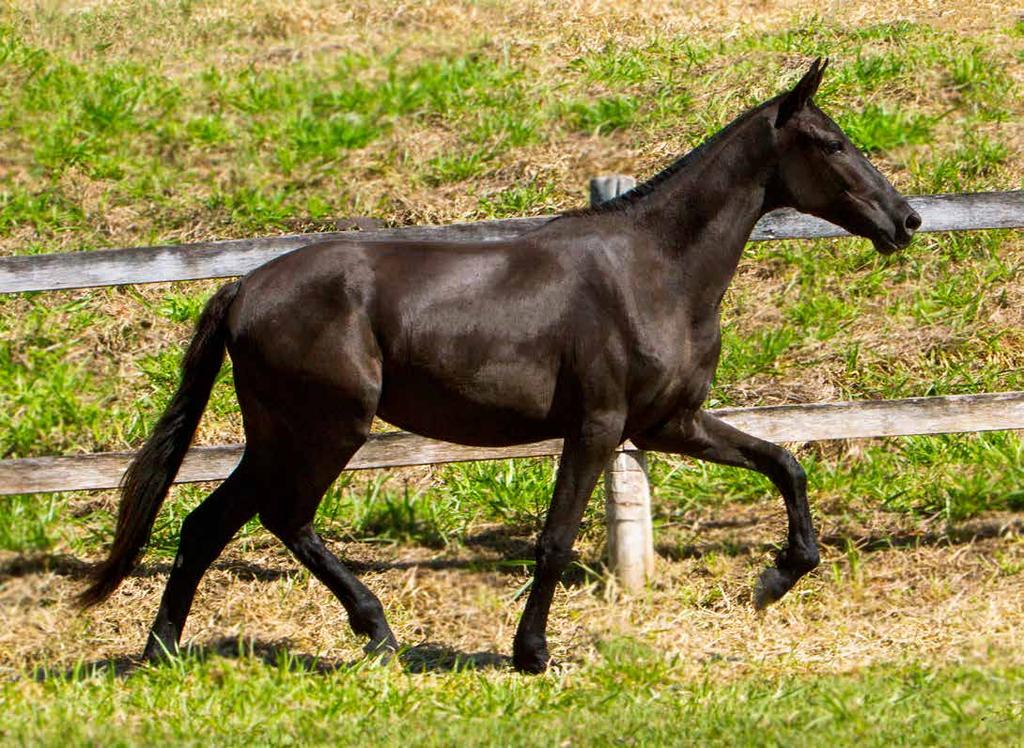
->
0, 0, 1023, 744
4, 506, 1023, 671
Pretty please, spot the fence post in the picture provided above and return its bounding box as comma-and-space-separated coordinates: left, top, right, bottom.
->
589, 175, 656, 592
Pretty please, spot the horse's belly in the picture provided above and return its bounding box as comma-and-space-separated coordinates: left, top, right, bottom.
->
376, 362, 562, 447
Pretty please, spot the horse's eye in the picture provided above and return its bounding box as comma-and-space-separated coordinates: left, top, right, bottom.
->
824, 139, 844, 154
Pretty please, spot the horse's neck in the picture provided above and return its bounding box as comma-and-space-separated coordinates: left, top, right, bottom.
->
653, 120, 773, 256
627, 115, 777, 308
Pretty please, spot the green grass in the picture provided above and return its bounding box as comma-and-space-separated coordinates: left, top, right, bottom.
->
0, 492, 61, 551
0, 9, 1020, 550
650, 431, 1024, 525
837, 104, 934, 153
908, 134, 1011, 192
425, 148, 494, 185
2, 654, 1021, 746
0, 16, 1016, 246
559, 94, 641, 134
477, 183, 557, 217
0, 4, 1022, 741
0, 295, 108, 457
317, 457, 561, 549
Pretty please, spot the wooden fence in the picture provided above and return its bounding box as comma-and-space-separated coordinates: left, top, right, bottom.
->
1, 182, 1022, 590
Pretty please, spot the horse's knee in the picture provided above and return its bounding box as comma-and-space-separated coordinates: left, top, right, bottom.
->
756, 444, 806, 496
775, 447, 806, 488
535, 534, 575, 572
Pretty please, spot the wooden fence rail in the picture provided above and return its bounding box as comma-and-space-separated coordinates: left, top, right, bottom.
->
3, 391, 1024, 496
1, 181, 1022, 591
0, 191, 1021, 293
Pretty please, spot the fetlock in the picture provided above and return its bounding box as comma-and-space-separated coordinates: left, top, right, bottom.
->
513, 633, 550, 674
142, 622, 180, 662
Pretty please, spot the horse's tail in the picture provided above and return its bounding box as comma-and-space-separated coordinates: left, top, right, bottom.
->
78, 281, 240, 608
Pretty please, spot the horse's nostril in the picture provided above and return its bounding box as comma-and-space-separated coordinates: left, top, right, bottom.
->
905, 210, 922, 232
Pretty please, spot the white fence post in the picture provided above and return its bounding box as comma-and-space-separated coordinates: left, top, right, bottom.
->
604, 450, 655, 590
589, 175, 656, 592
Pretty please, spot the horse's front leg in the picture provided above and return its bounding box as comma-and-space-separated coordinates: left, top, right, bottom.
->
633, 410, 820, 608
513, 418, 622, 674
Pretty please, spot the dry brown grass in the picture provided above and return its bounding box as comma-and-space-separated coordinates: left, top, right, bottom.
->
2, 0, 1022, 679
19, 0, 1017, 61
2, 501, 1021, 677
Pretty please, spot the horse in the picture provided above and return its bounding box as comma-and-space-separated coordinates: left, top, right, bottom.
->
79, 59, 920, 673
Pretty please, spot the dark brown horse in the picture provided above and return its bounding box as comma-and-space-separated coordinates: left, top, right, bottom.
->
81, 59, 919, 673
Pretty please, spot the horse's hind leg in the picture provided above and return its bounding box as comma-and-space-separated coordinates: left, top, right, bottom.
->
272, 522, 397, 656
143, 459, 260, 660
633, 410, 820, 609
251, 434, 398, 658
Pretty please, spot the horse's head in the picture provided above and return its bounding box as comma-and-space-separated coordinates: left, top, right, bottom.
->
771, 58, 920, 255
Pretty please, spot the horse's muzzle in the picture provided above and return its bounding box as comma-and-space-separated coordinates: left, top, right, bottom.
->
894, 204, 921, 247
873, 201, 920, 254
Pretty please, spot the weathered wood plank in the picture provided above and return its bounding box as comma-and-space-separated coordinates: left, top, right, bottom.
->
1, 191, 1020, 294
0, 435, 567, 496
0, 216, 551, 294
751, 191, 1024, 240
3, 391, 1023, 496
713, 390, 1024, 443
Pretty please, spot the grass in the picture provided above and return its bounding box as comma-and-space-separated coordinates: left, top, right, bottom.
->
0, 0, 1019, 556
837, 104, 934, 153
1, 11, 1016, 247
649, 431, 1024, 524
559, 94, 641, 134
2, 656, 1022, 746
0, 2, 1018, 545
425, 148, 494, 185
0, 0, 1022, 740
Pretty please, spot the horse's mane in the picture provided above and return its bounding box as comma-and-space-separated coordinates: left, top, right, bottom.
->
563, 92, 784, 217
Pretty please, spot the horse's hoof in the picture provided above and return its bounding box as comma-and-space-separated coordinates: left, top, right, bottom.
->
512, 646, 550, 674
141, 635, 178, 664
363, 635, 399, 664
753, 567, 792, 610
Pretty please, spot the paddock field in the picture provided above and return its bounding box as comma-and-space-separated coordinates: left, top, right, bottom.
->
1, 0, 1022, 743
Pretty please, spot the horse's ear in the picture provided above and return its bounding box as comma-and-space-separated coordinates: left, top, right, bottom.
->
775, 57, 829, 128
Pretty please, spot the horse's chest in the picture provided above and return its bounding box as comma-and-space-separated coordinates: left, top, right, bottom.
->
632, 318, 721, 412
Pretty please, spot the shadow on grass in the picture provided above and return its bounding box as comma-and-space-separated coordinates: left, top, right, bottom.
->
0, 552, 607, 605
0, 552, 91, 581
656, 515, 1024, 561
27, 636, 510, 683
0, 552, 539, 584
6, 515, 1018, 589
0, 554, 295, 585
0, 526, 543, 585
